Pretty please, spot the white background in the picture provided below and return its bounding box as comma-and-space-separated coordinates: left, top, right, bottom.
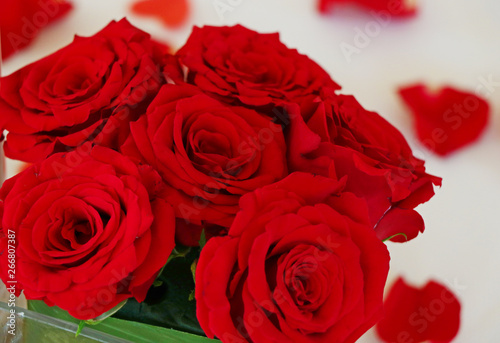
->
3, 0, 500, 341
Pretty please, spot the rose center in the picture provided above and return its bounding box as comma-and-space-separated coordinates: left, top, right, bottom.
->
193, 130, 232, 158
278, 245, 334, 314
73, 222, 93, 245
46, 58, 103, 101
61, 220, 94, 249
287, 261, 318, 307
185, 114, 253, 177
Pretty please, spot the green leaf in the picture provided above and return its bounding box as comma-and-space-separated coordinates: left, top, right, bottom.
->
152, 280, 163, 287
88, 300, 128, 324
28, 300, 80, 325
76, 321, 86, 337
190, 259, 197, 283
28, 300, 218, 343
114, 248, 204, 336
383, 233, 408, 242
167, 245, 191, 264
27, 247, 214, 342
198, 230, 206, 249
153, 244, 190, 286
91, 318, 218, 343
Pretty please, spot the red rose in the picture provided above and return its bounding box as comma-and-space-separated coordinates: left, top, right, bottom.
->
0, 19, 178, 163
196, 172, 390, 343
288, 88, 441, 241
0, 0, 72, 60
0, 145, 175, 320
121, 84, 287, 244
176, 25, 339, 112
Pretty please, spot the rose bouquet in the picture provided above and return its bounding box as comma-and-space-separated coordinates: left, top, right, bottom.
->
0, 19, 440, 342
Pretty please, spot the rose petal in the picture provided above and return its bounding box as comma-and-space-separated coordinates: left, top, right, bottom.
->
0, 0, 72, 60
131, 0, 189, 28
375, 207, 424, 242
377, 277, 461, 343
319, 0, 417, 17
399, 84, 489, 156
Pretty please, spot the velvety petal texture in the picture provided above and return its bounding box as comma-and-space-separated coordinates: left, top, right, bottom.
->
377, 277, 461, 342
195, 172, 390, 342
287, 88, 441, 242
176, 25, 340, 115
121, 84, 288, 242
0, 145, 175, 320
0, 19, 179, 162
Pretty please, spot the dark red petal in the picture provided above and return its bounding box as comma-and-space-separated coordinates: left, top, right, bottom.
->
129, 199, 175, 301
174, 219, 204, 247
377, 277, 461, 342
399, 84, 489, 156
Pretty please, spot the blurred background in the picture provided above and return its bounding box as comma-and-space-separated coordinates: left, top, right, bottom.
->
2, 0, 500, 341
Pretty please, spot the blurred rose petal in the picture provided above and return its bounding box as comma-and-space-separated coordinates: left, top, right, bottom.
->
131, 0, 189, 28
319, 0, 417, 17
0, 0, 72, 60
377, 277, 461, 342
399, 84, 489, 156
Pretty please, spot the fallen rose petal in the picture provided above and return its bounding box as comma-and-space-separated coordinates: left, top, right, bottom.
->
377, 277, 461, 342
399, 84, 489, 156
131, 0, 189, 28
1, 0, 72, 60
319, 0, 417, 17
